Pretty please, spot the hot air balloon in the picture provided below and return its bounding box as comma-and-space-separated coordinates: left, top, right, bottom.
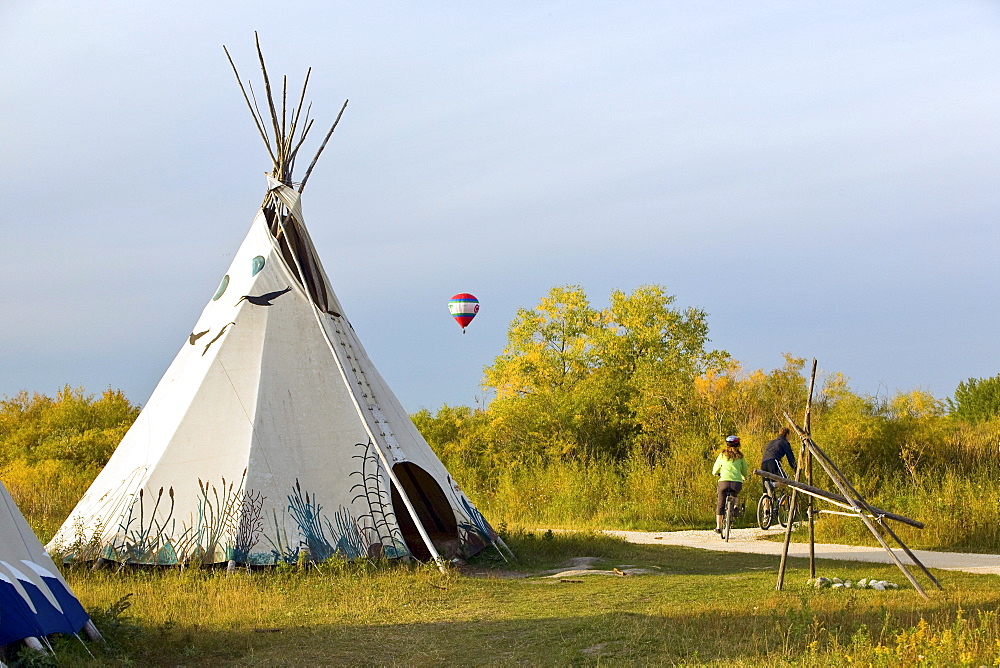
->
448, 293, 479, 333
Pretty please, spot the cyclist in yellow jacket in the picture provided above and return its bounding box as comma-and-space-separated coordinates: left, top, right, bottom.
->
712, 435, 748, 535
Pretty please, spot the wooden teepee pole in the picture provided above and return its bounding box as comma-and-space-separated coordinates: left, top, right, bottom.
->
755, 470, 924, 527
876, 515, 943, 589
254, 32, 284, 180
299, 99, 348, 194
222, 45, 277, 167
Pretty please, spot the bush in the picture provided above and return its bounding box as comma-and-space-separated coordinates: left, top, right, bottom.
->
0, 386, 139, 540
0, 386, 138, 466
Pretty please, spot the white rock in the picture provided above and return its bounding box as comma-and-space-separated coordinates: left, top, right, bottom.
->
832, 583, 844, 588
871, 582, 886, 591
833, 577, 844, 584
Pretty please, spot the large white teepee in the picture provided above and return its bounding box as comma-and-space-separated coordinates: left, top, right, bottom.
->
1, 481, 99, 647
49, 42, 504, 567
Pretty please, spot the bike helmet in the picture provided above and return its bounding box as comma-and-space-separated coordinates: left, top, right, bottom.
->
725, 435, 740, 446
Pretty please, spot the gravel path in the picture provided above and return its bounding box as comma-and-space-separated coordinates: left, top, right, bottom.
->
604, 528, 1000, 576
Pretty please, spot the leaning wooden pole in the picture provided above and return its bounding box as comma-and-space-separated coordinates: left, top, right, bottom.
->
755, 471, 924, 528
785, 415, 930, 600
876, 515, 943, 590
777, 359, 818, 589
775, 430, 809, 590
804, 358, 817, 578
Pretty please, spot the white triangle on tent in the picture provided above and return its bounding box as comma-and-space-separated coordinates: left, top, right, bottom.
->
0, 568, 37, 614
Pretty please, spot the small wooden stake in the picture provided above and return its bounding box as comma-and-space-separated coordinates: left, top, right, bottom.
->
23, 637, 46, 652
83, 620, 104, 643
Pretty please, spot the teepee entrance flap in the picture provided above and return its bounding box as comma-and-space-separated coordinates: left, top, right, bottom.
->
390, 463, 460, 561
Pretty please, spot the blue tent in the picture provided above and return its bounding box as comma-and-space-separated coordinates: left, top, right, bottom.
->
0, 481, 96, 648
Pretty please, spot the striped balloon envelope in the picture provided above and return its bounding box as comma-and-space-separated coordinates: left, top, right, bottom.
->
448, 293, 479, 333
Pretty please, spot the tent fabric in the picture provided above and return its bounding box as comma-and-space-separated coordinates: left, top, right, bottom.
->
49, 184, 498, 566
0, 481, 91, 645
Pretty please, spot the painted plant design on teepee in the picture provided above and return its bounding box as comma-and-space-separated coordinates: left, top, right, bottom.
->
191, 475, 249, 562
350, 439, 408, 558
286, 480, 338, 562
67, 473, 254, 565
446, 476, 499, 557
231, 490, 265, 563
260, 507, 298, 564
280, 443, 408, 563
114, 485, 181, 564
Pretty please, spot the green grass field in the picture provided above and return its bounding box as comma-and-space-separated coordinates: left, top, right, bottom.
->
13, 530, 999, 666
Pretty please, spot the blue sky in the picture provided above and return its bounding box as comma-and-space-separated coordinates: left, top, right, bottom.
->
2, 1, 1000, 411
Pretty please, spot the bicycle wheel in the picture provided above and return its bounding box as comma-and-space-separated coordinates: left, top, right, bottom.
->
777, 493, 798, 528
757, 494, 773, 530
723, 496, 734, 542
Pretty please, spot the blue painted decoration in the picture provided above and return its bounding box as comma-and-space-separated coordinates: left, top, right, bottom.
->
213, 275, 230, 301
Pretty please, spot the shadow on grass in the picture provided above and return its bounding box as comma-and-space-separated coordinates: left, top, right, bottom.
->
42, 597, 1000, 667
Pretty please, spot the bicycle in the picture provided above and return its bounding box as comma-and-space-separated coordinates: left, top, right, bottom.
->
721, 492, 745, 542
757, 486, 802, 530
756, 489, 776, 530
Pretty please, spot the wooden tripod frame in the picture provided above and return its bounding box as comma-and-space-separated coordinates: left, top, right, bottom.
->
770, 359, 941, 600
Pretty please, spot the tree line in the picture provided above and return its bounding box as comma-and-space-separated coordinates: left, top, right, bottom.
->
2, 284, 1000, 547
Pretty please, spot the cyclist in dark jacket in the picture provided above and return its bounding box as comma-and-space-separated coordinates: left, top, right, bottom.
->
760, 428, 796, 494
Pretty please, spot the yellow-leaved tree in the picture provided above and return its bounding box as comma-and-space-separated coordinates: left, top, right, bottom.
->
482, 284, 730, 462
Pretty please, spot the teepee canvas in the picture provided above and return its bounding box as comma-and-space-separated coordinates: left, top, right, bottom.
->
48, 41, 505, 567
1, 481, 98, 648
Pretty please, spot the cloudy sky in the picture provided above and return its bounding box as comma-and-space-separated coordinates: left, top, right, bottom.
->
3, 1, 999, 412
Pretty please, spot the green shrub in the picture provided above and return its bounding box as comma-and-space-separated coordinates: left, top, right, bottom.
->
0, 386, 139, 541
948, 373, 1000, 424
